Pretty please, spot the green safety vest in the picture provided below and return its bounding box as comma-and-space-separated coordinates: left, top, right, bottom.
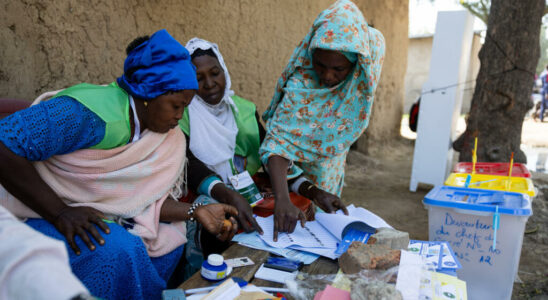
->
55, 82, 131, 150
179, 95, 261, 175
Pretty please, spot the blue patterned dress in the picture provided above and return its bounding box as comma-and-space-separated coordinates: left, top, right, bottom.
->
0, 96, 183, 300
260, 0, 385, 196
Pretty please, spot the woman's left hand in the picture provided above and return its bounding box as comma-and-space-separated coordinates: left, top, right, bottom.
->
305, 184, 348, 215
194, 204, 239, 241
211, 183, 263, 234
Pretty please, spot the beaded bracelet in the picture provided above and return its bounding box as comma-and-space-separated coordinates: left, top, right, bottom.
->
188, 202, 204, 221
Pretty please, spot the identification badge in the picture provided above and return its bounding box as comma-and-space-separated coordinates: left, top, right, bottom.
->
225, 257, 255, 268
228, 171, 263, 206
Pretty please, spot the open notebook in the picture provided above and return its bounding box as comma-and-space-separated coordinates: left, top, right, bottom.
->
256, 205, 391, 259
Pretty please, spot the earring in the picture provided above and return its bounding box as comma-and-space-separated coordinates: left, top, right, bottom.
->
144, 101, 148, 107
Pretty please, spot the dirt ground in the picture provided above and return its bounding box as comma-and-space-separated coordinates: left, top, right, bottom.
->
341, 119, 548, 299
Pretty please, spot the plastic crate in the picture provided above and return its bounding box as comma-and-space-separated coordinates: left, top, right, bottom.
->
424, 186, 532, 300
444, 173, 535, 197
453, 162, 531, 178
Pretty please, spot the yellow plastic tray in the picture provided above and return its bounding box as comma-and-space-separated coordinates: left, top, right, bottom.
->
444, 173, 536, 197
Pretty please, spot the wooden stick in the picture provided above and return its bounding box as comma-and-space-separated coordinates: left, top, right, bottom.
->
506, 152, 514, 190
472, 137, 478, 174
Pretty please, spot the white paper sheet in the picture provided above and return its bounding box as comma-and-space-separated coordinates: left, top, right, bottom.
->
200, 278, 241, 300
232, 232, 320, 264
186, 283, 272, 300
253, 205, 393, 259
256, 215, 339, 249
396, 250, 423, 300
315, 212, 375, 240
289, 245, 340, 259
340, 204, 393, 229
254, 264, 298, 284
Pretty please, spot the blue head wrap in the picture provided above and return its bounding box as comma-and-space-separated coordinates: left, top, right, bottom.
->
117, 29, 198, 100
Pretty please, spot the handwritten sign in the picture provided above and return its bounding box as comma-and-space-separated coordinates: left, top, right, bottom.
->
431, 212, 502, 267
426, 207, 531, 299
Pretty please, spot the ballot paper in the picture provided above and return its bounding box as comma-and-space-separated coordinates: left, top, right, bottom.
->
396, 250, 424, 300
419, 271, 467, 300
407, 240, 462, 271
256, 215, 340, 249
337, 204, 393, 229
396, 250, 467, 300
186, 280, 273, 300
254, 263, 298, 284
289, 245, 340, 260
255, 205, 391, 257
232, 232, 320, 264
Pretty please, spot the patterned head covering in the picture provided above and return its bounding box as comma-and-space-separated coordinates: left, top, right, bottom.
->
117, 29, 198, 100
259, 0, 385, 195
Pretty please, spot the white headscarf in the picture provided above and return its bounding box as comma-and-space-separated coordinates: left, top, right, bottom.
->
185, 38, 239, 183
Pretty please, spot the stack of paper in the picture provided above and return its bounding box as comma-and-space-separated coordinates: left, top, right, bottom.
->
232, 231, 320, 264
233, 205, 392, 260
407, 240, 462, 276
186, 278, 277, 300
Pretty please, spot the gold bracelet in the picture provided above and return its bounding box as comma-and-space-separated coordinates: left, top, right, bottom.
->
306, 183, 315, 191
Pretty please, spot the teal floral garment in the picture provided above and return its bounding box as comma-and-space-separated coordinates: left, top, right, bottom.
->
260, 0, 385, 196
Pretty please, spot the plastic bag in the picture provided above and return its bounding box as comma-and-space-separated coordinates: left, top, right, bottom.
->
285, 255, 439, 300
285, 267, 399, 300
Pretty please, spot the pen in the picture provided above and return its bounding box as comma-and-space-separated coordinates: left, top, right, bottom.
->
184, 286, 217, 295
469, 178, 498, 186
259, 287, 290, 293
184, 284, 289, 295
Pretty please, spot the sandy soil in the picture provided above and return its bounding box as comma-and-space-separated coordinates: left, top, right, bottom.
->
341, 121, 548, 299
522, 120, 548, 148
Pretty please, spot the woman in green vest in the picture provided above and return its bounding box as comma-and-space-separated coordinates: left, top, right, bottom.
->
0, 30, 238, 299
178, 38, 347, 273
177, 39, 264, 276
179, 38, 265, 235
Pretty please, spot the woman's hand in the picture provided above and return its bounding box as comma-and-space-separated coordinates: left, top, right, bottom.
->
226, 192, 263, 234
53, 206, 110, 255
273, 198, 306, 242
302, 182, 348, 215
266, 155, 306, 242
194, 204, 239, 241
211, 183, 263, 234
0, 142, 110, 255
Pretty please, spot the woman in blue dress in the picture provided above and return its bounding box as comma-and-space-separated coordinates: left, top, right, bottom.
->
0, 29, 238, 300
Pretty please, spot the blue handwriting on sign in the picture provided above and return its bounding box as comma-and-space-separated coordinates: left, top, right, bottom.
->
454, 251, 470, 262
434, 213, 505, 267
435, 225, 450, 236
488, 245, 501, 255
479, 255, 493, 265
444, 213, 491, 230
455, 227, 482, 250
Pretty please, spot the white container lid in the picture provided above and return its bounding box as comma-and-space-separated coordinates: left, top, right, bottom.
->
207, 254, 224, 266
